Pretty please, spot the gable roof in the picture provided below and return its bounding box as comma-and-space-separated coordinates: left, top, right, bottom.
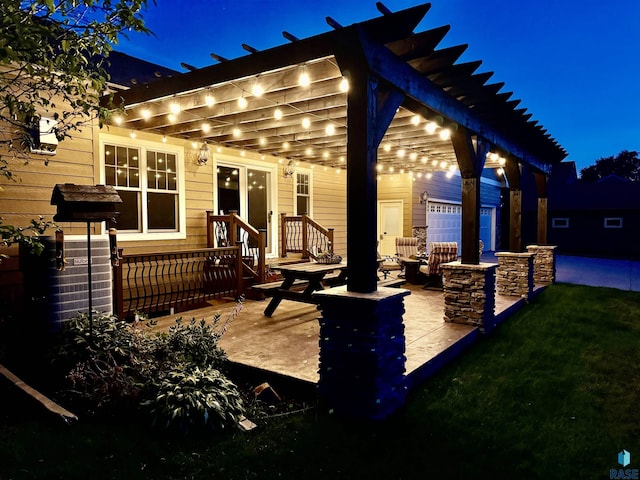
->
106, 51, 179, 89
100, 3, 566, 175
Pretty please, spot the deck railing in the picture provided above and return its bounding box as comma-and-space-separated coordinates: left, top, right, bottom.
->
280, 213, 334, 260
206, 210, 266, 284
112, 246, 242, 320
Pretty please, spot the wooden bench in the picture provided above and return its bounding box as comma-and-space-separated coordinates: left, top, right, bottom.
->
251, 279, 309, 299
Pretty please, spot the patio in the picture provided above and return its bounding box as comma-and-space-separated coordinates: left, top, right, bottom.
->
151, 273, 530, 389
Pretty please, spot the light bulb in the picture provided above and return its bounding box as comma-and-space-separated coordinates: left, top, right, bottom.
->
383, 143, 391, 152
205, 95, 215, 107
232, 127, 241, 137
299, 71, 310, 87
325, 123, 335, 135
425, 122, 437, 134
201, 123, 210, 133
237, 97, 248, 109
301, 117, 311, 129
252, 83, 264, 97
339, 77, 349, 92
274, 108, 283, 120
411, 115, 420, 126
141, 109, 151, 120
169, 102, 181, 115
439, 128, 451, 140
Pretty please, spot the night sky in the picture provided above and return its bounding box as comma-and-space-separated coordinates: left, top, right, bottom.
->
115, 0, 640, 172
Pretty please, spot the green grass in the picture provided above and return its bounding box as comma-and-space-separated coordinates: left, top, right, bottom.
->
2, 284, 640, 479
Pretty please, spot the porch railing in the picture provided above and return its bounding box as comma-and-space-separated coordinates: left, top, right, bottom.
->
280, 213, 334, 260
206, 210, 266, 284
112, 246, 242, 321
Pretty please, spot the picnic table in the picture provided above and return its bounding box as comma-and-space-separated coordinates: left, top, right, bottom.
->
256, 261, 348, 317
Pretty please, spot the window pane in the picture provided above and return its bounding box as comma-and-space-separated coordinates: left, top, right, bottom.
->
105, 145, 115, 165
115, 190, 140, 231
297, 196, 309, 215
148, 192, 177, 230
129, 168, 139, 188
105, 166, 116, 185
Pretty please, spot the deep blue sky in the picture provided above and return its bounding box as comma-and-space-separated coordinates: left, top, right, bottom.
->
116, 0, 640, 172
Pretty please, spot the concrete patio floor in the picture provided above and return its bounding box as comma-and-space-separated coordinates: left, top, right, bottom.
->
151, 275, 526, 388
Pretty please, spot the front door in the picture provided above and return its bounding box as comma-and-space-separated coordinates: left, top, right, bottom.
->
378, 200, 404, 256
216, 164, 273, 254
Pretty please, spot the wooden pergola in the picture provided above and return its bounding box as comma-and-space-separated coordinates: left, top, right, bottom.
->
103, 2, 567, 294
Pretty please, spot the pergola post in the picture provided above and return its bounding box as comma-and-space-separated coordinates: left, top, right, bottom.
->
503, 156, 523, 252
451, 126, 487, 264
533, 171, 548, 245
313, 43, 410, 420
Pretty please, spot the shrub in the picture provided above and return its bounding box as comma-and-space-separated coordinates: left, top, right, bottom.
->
50, 300, 245, 431
143, 366, 245, 433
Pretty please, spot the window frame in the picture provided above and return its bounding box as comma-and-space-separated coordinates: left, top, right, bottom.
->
551, 217, 569, 229
100, 133, 186, 241
293, 167, 313, 216
604, 217, 623, 229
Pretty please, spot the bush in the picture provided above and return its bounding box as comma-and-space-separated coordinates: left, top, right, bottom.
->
144, 366, 245, 433
50, 300, 245, 432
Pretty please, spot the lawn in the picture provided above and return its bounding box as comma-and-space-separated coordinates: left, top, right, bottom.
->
1, 284, 639, 480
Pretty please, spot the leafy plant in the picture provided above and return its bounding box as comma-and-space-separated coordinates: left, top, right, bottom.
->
144, 366, 245, 433
0, 216, 55, 261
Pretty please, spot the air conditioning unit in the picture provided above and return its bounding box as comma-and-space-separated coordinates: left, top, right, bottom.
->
30, 116, 58, 156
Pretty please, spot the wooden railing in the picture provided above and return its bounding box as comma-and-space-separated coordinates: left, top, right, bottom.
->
112, 246, 242, 321
206, 210, 266, 284
280, 213, 334, 260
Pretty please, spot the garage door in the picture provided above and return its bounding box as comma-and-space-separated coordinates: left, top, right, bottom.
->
427, 202, 494, 252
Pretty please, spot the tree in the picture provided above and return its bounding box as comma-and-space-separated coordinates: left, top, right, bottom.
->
0, 0, 153, 181
580, 150, 640, 182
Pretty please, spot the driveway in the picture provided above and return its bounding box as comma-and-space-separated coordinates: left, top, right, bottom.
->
555, 255, 640, 291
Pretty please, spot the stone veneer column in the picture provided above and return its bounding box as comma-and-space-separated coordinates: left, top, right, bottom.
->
313, 286, 410, 420
412, 225, 428, 255
526, 245, 558, 285
495, 252, 535, 300
441, 261, 498, 333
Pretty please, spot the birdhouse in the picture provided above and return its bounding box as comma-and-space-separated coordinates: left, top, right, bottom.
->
51, 184, 122, 223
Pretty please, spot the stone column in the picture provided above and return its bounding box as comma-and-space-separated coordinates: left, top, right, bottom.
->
526, 245, 558, 285
441, 261, 498, 333
314, 286, 410, 420
495, 252, 535, 300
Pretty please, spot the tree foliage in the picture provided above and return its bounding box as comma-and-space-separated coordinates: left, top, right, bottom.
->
0, 0, 153, 177
580, 150, 640, 182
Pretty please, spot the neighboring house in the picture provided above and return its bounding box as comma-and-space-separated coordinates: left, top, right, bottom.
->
547, 164, 640, 258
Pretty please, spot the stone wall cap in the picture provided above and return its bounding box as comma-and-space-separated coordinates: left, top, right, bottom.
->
440, 261, 498, 271
313, 285, 411, 301
526, 245, 558, 250
495, 252, 536, 257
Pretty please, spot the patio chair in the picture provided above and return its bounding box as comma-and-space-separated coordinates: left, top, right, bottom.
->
419, 241, 458, 288
378, 237, 421, 279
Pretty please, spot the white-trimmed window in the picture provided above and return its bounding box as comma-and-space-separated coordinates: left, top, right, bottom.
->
101, 134, 186, 240
604, 217, 623, 229
294, 170, 312, 215
552, 218, 569, 229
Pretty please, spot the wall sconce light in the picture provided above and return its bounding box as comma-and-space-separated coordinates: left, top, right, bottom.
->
283, 159, 295, 178
197, 141, 210, 166
419, 191, 429, 204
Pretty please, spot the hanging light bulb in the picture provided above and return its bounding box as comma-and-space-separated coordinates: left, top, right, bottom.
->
325, 123, 336, 135
432, 159, 439, 167
299, 67, 310, 87
301, 117, 311, 129
411, 115, 421, 126
305, 147, 312, 156
252, 83, 264, 97
421, 156, 428, 164
141, 109, 151, 120
237, 96, 248, 109
397, 148, 406, 158
440, 161, 448, 169
383, 143, 391, 152
425, 122, 437, 134
339, 77, 349, 92
274, 108, 283, 120
168, 113, 177, 123
232, 127, 241, 137
259, 137, 267, 146
426, 172, 433, 179
113, 115, 123, 125
409, 152, 418, 161
162, 135, 167, 143
201, 123, 211, 133
169, 102, 181, 115
282, 141, 290, 150
322, 150, 330, 159
205, 95, 215, 107
439, 128, 451, 140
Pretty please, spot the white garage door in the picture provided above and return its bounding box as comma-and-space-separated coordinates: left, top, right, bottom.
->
427, 202, 494, 252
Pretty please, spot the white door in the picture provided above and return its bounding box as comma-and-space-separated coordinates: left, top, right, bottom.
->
378, 200, 404, 256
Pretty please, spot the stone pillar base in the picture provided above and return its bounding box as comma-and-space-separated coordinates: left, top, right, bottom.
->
526, 245, 558, 285
314, 286, 410, 420
442, 261, 498, 333
495, 252, 535, 300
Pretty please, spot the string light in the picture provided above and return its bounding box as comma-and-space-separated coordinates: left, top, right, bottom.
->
383, 143, 391, 152
439, 128, 451, 140
141, 109, 151, 120
339, 77, 349, 92
201, 123, 210, 133
425, 122, 437, 134
274, 108, 283, 120
169, 102, 181, 115
232, 127, 241, 137
168, 113, 177, 123
411, 115, 421, 126
301, 117, 311, 129
113, 115, 123, 125
325, 123, 335, 135
237, 97, 248, 109
409, 152, 418, 161
299, 67, 310, 87
251, 83, 264, 97
205, 95, 215, 107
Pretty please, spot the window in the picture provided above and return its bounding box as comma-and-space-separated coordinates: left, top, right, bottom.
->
102, 135, 185, 239
604, 217, 623, 229
552, 218, 569, 229
295, 171, 311, 215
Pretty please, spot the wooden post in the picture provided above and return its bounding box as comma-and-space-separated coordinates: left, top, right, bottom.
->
228, 211, 238, 246
280, 212, 287, 258
206, 210, 213, 248
533, 171, 548, 245
503, 157, 523, 252
301, 214, 309, 259
451, 126, 487, 264
235, 244, 243, 297
257, 229, 267, 283
343, 69, 404, 292
112, 247, 124, 320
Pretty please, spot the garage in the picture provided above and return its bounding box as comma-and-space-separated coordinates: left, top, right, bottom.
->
427, 201, 494, 252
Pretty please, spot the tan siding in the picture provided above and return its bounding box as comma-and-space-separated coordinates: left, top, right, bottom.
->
311, 168, 346, 255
